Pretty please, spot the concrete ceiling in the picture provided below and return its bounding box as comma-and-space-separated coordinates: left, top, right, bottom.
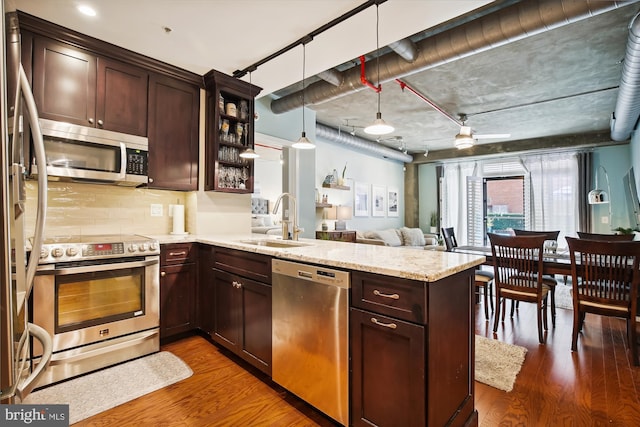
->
8, 0, 640, 161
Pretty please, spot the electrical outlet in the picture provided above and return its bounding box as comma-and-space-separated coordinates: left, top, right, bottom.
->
150, 204, 163, 217
601, 215, 609, 224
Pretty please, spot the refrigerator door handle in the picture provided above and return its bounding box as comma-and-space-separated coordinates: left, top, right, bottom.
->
15, 323, 53, 400
18, 63, 47, 303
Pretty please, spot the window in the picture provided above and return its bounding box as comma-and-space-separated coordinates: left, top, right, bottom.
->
443, 153, 579, 247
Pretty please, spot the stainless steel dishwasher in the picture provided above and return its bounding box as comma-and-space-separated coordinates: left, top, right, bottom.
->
272, 259, 350, 426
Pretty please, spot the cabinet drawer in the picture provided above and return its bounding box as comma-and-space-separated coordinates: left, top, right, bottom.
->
213, 246, 272, 284
161, 243, 197, 265
351, 271, 427, 324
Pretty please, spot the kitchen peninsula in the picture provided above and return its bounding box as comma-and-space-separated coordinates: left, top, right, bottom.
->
156, 234, 485, 427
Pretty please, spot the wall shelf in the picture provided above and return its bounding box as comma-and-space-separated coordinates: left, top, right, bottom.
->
322, 183, 350, 190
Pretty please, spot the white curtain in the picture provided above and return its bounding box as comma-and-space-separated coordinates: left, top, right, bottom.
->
522, 153, 579, 246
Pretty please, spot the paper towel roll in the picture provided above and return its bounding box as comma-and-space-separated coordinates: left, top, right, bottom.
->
170, 204, 186, 235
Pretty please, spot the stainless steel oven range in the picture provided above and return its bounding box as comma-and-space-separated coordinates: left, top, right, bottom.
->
30, 234, 160, 388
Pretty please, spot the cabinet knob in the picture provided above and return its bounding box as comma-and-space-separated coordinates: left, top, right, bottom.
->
97, 119, 104, 127
88, 118, 94, 124
149, 178, 154, 183
160, 271, 166, 277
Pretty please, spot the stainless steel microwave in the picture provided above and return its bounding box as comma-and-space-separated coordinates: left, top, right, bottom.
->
30, 118, 148, 186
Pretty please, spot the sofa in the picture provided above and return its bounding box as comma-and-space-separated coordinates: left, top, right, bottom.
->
356, 227, 443, 250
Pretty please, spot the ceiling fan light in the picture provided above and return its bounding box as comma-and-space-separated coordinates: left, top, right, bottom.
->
292, 132, 316, 149
364, 112, 394, 135
454, 125, 475, 149
239, 148, 259, 159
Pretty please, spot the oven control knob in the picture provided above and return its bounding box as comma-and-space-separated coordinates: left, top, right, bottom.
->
51, 247, 64, 258
40, 248, 49, 259
149, 242, 158, 251
140, 243, 149, 252
128, 244, 138, 253
66, 247, 79, 257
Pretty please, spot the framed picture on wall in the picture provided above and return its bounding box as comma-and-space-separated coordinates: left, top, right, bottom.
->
372, 185, 386, 217
354, 182, 370, 217
387, 187, 399, 217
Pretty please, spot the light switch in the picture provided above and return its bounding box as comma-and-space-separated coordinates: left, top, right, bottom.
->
150, 204, 163, 217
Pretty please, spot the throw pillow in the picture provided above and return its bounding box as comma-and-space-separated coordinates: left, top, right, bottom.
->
372, 229, 403, 247
400, 227, 426, 246
251, 217, 265, 227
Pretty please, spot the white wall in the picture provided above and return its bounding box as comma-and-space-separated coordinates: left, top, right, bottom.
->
418, 163, 439, 232
314, 136, 405, 232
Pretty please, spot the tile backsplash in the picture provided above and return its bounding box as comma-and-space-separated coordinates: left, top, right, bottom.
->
24, 181, 189, 238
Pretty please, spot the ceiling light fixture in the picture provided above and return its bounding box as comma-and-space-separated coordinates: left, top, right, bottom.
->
364, 4, 394, 136
77, 5, 97, 16
454, 125, 475, 149
240, 71, 260, 159
292, 42, 315, 150
424, 148, 429, 157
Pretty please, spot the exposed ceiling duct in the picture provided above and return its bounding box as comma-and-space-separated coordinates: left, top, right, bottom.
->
315, 122, 412, 163
611, 11, 640, 141
270, 0, 624, 115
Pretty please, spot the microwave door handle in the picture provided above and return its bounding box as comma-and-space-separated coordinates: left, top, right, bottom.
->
19, 64, 47, 304
118, 142, 127, 179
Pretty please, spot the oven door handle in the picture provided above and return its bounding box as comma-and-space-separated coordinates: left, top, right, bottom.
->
49, 257, 159, 276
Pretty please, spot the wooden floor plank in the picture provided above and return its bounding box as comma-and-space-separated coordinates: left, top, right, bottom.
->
68, 295, 640, 426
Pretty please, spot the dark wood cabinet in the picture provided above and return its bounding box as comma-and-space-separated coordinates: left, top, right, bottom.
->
31, 35, 148, 135
350, 269, 477, 427
147, 74, 199, 191
204, 70, 261, 193
201, 246, 272, 375
316, 230, 356, 242
160, 243, 198, 340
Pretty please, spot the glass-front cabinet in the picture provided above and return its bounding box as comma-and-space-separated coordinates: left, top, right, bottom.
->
204, 70, 262, 193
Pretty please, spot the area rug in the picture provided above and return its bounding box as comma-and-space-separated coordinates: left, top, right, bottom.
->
23, 351, 192, 424
554, 283, 573, 310
475, 335, 527, 392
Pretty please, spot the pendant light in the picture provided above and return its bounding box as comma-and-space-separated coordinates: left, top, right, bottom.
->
364, 4, 394, 136
292, 42, 315, 150
240, 71, 260, 159
588, 165, 610, 204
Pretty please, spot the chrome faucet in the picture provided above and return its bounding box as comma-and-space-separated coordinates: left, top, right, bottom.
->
273, 192, 301, 240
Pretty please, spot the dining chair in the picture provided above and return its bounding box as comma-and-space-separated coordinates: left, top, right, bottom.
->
442, 227, 494, 320
565, 237, 639, 365
576, 231, 635, 241
488, 233, 551, 344
512, 229, 560, 321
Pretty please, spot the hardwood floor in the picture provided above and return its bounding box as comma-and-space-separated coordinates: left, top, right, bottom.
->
74, 284, 640, 426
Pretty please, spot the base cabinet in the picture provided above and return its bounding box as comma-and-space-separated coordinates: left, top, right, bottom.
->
350, 269, 477, 427
160, 243, 197, 340
204, 246, 272, 375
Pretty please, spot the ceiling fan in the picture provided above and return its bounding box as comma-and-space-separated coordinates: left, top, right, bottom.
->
396, 79, 510, 149
455, 114, 511, 149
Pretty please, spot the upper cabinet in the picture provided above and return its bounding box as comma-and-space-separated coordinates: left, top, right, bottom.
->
147, 74, 199, 191
204, 70, 262, 193
31, 35, 149, 136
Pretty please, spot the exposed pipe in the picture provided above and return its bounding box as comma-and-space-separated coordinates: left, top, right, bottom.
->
388, 38, 417, 62
359, 55, 381, 93
317, 69, 344, 87
611, 11, 640, 141
316, 122, 412, 163
271, 0, 624, 114
396, 79, 461, 127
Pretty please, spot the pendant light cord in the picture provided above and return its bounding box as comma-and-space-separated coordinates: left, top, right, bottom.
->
376, 3, 381, 113
302, 43, 306, 133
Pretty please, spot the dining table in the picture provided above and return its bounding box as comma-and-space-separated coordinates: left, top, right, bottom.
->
454, 245, 572, 276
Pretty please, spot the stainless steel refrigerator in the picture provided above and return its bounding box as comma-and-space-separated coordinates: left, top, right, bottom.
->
1, 2, 52, 403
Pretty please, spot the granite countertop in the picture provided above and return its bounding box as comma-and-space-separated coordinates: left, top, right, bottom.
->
147, 233, 485, 282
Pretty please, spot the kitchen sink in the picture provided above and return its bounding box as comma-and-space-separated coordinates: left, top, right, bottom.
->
237, 239, 312, 248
